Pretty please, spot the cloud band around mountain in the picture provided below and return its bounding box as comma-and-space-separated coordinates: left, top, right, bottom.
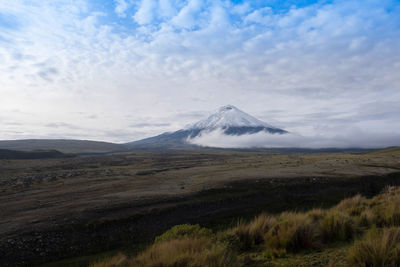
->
187, 128, 400, 149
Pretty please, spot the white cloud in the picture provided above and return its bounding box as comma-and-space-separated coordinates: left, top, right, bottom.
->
115, 0, 131, 18
232, 2, 251, 15
188, 128, 400, 149
0, 0, 399, 144
158, 0, 177, 18
171, 0, 204, 29
133, 0, 157, 25
244, 7, 273, 25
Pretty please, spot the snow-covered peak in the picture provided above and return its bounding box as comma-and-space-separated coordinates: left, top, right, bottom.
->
187, 105, 275, 129
218, 105, 237, 112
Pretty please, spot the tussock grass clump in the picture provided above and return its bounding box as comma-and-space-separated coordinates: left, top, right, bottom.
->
321, 210, 355, 242
335, 194, 367, 216
216, 232, 242, 251
347, 227, 400, 267
307, 208, 325, 222
265, 212, 317, 253
358, 209, 375, 227
155, 224, 212, 243
371, 186, 400, 227
90, 187, 400, 267
228, 213, 276, 250
229, 219, 254, 250
248, 213, 276, 245
132, 237, 239, 267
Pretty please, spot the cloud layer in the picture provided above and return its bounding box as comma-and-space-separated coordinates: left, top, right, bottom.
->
188, 128, 400, 149
0, 0, 399, 144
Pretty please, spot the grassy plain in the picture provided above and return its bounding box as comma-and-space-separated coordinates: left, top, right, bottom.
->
0, 148, 399, 265
96, 186, 400, 266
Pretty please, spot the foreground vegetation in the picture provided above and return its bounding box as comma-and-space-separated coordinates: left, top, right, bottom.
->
91, 186, 400, 267
2, 148, 399, 265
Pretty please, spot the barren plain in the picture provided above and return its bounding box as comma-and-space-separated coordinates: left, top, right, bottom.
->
1, 148, 399, 265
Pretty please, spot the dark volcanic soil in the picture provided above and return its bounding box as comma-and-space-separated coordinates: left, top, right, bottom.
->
0, 149, 399, 266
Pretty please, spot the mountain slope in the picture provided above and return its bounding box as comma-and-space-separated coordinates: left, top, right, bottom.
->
126, 105, 287, 149
0, 139, 129, 154
188, 105, 275, 129
0, 149, 71, 159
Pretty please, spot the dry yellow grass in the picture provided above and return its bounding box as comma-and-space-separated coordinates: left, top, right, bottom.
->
335, 194, 368, 216
228, 213, 276, 250
347, 227, 400, 267
372, 186, 400, 227
132, 237, 239, 267
91, 186, 400, 267
248, 213, 277, 245
320, 210, 355, 242
265, 212, 317, 253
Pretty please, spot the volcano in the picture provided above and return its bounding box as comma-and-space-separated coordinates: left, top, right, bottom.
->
126, 105, 287, 150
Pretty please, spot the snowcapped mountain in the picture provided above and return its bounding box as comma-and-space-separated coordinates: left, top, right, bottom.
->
186, 105, 286, 135
188, 105, 272, 129
126, 105, 287, 149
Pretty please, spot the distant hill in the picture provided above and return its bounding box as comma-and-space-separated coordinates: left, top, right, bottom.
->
125, 130, 202, 150
0, 149, 72, 160
0, 139, 129, 154
366, 146, 400, 155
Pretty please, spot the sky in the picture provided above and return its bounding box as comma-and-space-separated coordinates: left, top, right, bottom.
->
0, 0, 400, 146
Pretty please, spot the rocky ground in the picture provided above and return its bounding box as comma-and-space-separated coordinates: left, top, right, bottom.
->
0, 148, 399, 265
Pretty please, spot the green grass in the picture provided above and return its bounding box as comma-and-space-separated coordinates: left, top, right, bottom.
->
154, 224, 213, 242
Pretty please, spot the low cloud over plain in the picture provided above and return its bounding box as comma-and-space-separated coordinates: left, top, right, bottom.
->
188, 128, 400, 149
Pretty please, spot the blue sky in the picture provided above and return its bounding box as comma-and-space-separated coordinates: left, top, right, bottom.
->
0, 0, 400, 147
